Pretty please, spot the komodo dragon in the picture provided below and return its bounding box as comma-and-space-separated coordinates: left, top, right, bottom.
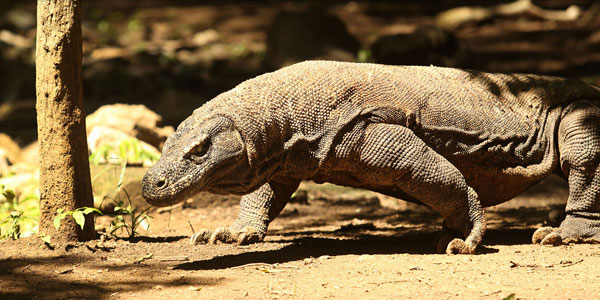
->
142, 61, 600, 254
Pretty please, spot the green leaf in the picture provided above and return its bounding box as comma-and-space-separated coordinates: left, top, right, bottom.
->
117, 161, 127, 189
92, 144, 115, 165
357, 49, 372, 63
53, 209, 67, 230
2, 188, 16, 202
40, 234, 51, 244
118, 140, 129, 164
81, 207, 102, 215
53, 215, 64, 230
72, 210, 86, 229
503, 293, 516, 300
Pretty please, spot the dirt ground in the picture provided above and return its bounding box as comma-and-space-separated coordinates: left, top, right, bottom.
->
2, 176, 600, 300
2, 1, 600, 299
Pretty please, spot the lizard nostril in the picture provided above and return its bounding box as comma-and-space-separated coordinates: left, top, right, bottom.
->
156, 179, 166, 188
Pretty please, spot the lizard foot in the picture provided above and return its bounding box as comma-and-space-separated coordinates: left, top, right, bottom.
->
532, 214, 600, 245
435, 233, 477, 254
190, 226, 265, 245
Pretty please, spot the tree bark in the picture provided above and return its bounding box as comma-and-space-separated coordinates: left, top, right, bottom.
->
36, 0, 95, 242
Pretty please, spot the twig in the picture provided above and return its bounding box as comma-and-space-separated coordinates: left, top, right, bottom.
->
188, 221, 195, 234
157, 255, 189, 262
558, 259, 584, 267
134, 253, 153, 264
482, 290, 502, 296
368, 280, 409, 286
510, 259, 584, 268
269, 290, 295, 296
436, 0, 581, 30
230, 262, 299, 270
416, 277, 432, 286
231, 262, 276, 270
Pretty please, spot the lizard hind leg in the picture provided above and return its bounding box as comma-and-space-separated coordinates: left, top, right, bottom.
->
357, 124, 486, 254
534, 101, 600, 245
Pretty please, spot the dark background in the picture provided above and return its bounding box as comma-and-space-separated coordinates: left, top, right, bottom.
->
1, 0, 599, 145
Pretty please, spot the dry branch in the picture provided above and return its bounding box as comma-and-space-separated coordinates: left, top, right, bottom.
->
436, 0, 582, 30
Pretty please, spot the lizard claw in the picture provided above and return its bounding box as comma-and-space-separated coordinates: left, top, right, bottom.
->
437, 235, 476, 254
436, 233, 475, 254
190, 229, 212, 245
532, 226, 565, 246
209, 227, 235, 244
446, 238, 474, 254
532, 215, 600, 246
532, 226, 557, 244
236, 226, 263, 245
189, 226, 265, 245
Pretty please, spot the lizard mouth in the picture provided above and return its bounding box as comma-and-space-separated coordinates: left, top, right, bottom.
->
142, 173, 204, 207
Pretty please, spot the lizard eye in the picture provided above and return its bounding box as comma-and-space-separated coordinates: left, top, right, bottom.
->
186, 139, 210, 160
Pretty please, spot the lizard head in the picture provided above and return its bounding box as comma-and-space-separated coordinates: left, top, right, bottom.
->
142, 112, 250, 207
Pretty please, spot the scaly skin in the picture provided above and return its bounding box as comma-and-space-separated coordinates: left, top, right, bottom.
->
142, 61, 600, 253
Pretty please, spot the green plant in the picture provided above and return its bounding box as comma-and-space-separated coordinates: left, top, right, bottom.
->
0, 184, 39, 240
229, 43, 249, 59
502, 293, 516, 300
89, 144, 116, 165
357, 49, 372, 63
99, 162, 151, 239
1, 211, 25, 240
53, 207, 102, 230
89, 137, 160, 165
109, 197, 152, 239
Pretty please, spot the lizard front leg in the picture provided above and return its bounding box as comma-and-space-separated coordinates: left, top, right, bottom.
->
191, 178, 300, 245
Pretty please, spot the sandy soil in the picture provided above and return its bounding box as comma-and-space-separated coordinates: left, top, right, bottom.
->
2, 177, 599, 300
2, 2, 600, 299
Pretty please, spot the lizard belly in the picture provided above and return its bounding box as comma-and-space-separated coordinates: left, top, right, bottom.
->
415, 122, 558, 206
308, 111, 560, 207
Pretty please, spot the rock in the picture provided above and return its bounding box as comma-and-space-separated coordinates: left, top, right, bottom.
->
5, 9, 36, 30
0, 133, 21, 163
89, 47, 130, 62
87, 126, 161, 166
0, 133, 22, 176
20, 141, 38, 167
587, 31, 600, 51
266, 8, 360, 69
371, 25, 463, 67
86, 104, 174, 150
97, 180, 146, 214
192, 29, 220, 47
435, 1, 582, 31
0, 171, 38, 199
90, 164, 148, 213
357, 254, 374, 262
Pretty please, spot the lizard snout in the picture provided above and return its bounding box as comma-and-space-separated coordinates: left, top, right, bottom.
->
143, 173, 168, 190
141, 171, 171, 204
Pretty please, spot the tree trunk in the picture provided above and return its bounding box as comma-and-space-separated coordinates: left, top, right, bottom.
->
36, 0, 95, 242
